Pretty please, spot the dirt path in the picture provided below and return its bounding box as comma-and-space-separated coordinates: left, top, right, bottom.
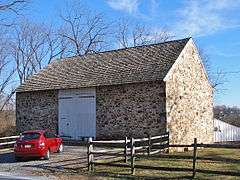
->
0, 146, 90, 179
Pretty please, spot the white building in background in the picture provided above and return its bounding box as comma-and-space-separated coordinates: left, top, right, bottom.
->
214, 119, 240, 142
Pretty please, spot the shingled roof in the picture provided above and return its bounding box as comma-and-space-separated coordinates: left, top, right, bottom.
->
16, 37, 190, 92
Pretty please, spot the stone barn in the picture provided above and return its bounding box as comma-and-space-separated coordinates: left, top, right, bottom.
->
16, 37, 214, 145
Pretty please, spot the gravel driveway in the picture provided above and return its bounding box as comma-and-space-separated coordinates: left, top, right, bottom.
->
0, 146, 89, 179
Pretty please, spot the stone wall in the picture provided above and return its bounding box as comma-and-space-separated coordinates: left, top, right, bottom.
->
166, 40, 214, 150
96, 81, 167, 139
16, 81, 167, 139
16, 90, 58, 134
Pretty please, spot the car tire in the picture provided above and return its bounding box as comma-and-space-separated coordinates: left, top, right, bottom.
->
57, 143, 63, 153
44, 149, 50, 160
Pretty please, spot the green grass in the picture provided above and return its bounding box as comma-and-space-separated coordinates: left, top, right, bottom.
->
90, 148, 240, 179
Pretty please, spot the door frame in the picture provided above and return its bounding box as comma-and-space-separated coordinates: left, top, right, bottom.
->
58, 88, 96, 139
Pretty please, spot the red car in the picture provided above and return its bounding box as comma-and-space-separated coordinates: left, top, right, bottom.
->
14, 130, 63, 161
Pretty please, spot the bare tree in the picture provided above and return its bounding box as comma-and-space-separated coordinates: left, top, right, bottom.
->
0, 29, 15, 111
9, 20, 63, 84
10, 21, 43, 84
198, 47, 228, 92
45, 28, 68, 63
0, 0, 28, 26
0, 0, 26, 11
0, 1, 29, 111
58, 4, 109, 57
115, 19, 173, 48
1, 19, 64, 110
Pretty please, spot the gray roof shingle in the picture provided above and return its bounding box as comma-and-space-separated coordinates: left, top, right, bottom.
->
16, 38, 190, 92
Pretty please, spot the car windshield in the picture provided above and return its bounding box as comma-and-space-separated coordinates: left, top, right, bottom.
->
21, 132, 40, 140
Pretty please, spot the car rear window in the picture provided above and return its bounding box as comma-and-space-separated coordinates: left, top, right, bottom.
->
21, 133, 40, 140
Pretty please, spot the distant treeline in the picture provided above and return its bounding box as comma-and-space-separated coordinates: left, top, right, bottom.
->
214, 105, 240, 127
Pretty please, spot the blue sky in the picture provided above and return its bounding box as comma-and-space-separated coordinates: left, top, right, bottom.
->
27, 0, 240, 106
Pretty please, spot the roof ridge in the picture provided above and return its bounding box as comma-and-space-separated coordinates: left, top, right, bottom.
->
94, 37, 191, 54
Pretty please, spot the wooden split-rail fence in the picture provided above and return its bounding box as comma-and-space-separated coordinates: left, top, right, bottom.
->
87, 133, 170, 174
87, 132, 240, 178
0, 135, 19, 150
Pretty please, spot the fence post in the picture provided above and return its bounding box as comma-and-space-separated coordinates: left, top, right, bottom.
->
130, 137, 135, 175
147, 134, 151, 156
167, 132, 170, 153
87, 137, 94, 171
192, 138, 197, 178
124, 137, 128, 163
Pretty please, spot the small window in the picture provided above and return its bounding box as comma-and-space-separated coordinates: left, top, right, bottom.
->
44, 132, 57, 139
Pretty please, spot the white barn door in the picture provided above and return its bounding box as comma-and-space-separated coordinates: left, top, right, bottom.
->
58, 88, 96, 139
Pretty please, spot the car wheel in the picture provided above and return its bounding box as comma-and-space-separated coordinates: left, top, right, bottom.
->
44, 149, 50, 160
15, 156, 22, 162
57, 143, 63, 153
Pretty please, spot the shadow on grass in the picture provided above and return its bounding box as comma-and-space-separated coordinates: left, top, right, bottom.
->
91, 160, 240, 179
92, 165, 240, 179
135, 165, 240, 177
196, 169, 240, 176
146, 153, 240, 164
22, 155, 117, 172
92, 172, 193, 180
23, 157, 88, 172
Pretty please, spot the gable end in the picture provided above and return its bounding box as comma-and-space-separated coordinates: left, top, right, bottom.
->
163, 38, 212, 90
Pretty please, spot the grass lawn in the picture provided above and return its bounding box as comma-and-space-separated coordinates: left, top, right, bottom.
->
89, 148, 240, 179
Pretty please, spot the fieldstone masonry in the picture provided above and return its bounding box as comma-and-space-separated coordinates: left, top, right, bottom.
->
96, 81, 167, 139
166, 41, 214, 151
16, 90, 58, 133
16, 81, 167, 139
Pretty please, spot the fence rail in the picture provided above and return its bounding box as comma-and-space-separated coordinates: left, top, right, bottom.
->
87, 132, 169, 173
0, 135, 19, 150
87, 133, 240, 178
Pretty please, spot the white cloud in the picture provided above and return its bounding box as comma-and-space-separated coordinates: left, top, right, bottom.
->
173, 0, 240, 37
106, 0, 139, 14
